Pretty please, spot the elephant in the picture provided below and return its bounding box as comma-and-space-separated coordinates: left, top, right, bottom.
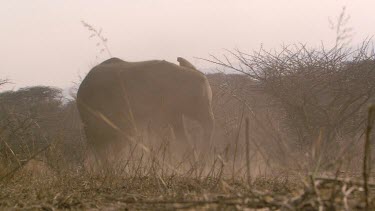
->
76, 57, 214, 159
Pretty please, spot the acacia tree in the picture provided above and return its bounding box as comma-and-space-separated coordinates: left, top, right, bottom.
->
0, 86, 64, 165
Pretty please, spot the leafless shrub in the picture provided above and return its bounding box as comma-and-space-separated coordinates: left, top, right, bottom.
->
203, 40, 375, 170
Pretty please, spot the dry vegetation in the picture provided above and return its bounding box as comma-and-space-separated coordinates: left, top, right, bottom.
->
1, 41, 375, 210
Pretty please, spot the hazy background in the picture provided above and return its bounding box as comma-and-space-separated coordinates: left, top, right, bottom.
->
1, 0, 374, 90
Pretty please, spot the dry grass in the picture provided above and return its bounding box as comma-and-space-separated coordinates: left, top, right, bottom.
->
0, 156, 374, 210
0, 109, 374, 210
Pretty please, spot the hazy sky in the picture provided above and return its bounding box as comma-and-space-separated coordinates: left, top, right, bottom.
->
1, 0, 375, 90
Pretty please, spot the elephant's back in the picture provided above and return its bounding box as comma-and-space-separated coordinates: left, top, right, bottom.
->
91, 57, 206, 79
78, 58, 209, 101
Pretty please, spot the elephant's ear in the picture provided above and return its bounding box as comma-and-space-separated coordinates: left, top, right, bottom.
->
177, 57, 197, 70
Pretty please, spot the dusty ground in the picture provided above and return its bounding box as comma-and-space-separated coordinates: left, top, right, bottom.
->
0, 161, 374, 210
0, 174, 293, 210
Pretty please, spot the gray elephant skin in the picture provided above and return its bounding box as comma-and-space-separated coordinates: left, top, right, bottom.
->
77, 57, 214, 159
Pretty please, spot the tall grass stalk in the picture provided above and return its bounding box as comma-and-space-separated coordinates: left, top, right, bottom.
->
245, 117, 251, 186
363, 104, 375, 210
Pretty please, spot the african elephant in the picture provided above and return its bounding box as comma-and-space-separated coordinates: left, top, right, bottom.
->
77, 57, 214, 159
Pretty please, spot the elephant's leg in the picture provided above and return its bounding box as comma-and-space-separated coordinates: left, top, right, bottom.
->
83, 119, 125, 166
170, 115, 196, 157
201, 111, 215, 153
192, 103, 215, 151
170, 115, 188, 143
